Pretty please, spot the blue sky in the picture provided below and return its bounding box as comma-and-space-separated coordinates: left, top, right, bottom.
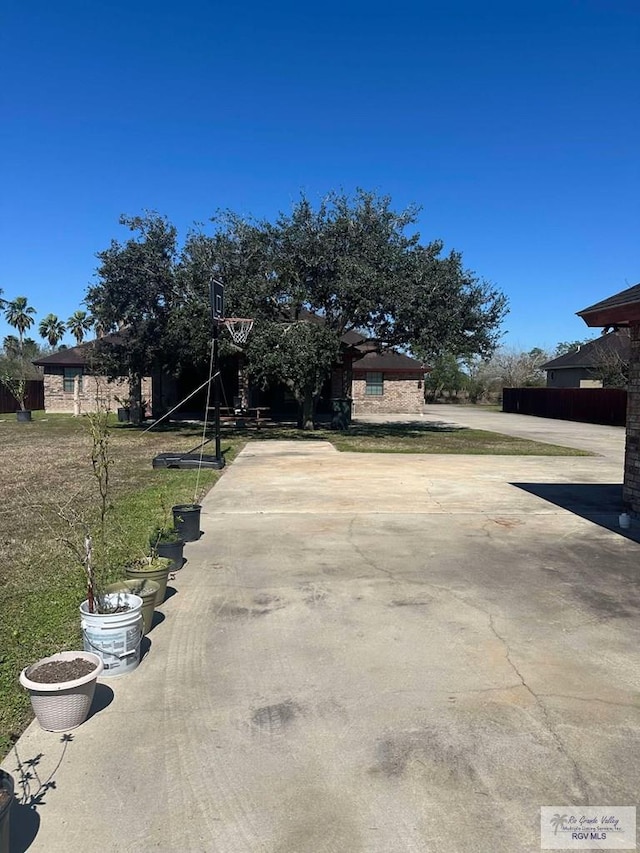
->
1, 0, 638, 352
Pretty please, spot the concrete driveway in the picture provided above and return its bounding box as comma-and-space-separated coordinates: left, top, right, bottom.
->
3, 418, 639, 852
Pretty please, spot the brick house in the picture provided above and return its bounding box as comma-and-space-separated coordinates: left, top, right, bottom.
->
350, 349, 426, 415
260, 323, 427, 418
578, 282, 640, 514
33, 327, 426, 419
33, 342, 152, 415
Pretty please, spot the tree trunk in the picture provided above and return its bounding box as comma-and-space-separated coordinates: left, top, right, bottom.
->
298, 391, 315, 431
129, 374, 143, 425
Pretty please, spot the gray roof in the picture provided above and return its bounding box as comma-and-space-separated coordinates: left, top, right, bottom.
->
32, 333, 123, 367
352, 350, 425, 373
540, 330, 630, 370
33, 341, 96, 367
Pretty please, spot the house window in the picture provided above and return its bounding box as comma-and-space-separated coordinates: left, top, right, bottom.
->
365, 371, 384, 396
63, 367, 83, 393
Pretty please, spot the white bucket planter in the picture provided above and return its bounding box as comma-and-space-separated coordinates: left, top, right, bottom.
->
19, 651, 103, 732
80, 592, 144, 677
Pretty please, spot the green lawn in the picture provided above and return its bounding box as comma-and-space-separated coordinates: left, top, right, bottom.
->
0, 413, 242, 757
231, 419, 592, 456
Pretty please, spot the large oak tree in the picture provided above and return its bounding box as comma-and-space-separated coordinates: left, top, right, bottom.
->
87, 192, 508, 428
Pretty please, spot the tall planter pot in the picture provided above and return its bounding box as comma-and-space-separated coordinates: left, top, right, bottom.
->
156, 538, 185, 571
79, 593, 143, 677
19, 651, 103, 732
172, 504, 202, 542
16, 410, 32, 423
0, 770, 13, 853
106, 579, 160, 635
125, 559, 171, 607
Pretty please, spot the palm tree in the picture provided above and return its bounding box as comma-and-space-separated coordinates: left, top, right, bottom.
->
2, 335, 20, 358
4, 296, 36, 352
67, 310, 93, 345
0, 288, 6, 310
38, 313, 66, 348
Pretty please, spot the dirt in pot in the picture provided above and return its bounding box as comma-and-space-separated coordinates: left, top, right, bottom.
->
29, 659, 96, 683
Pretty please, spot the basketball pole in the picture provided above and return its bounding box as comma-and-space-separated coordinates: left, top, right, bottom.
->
213, 317, 223, 465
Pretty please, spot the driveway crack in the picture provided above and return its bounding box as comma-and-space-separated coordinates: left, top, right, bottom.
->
488, 613, 591, 803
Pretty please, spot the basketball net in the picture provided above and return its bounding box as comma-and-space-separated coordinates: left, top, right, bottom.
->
222, 318, 254, 345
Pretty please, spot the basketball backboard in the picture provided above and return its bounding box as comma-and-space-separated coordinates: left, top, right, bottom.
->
210, 279, 224, 320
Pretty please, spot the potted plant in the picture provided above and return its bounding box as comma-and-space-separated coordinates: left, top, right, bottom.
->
0, 769, 13, 853
114, 395, 131, 423
0, 372, 31, 422
106, 578, 160, 635
19, 651, 103, 731
172, 503, 202, 542
149, 523, 184, 571
125, 556, 171, 607
56, 406, 144, 676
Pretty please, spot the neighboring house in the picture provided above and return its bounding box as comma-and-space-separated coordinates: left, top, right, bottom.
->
540, 330, 630, 388
350, 348, 426, 414
32, 341, 152, 414
577, 282, 640, 515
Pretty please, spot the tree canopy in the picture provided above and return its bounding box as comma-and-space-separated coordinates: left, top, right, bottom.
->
5, 296, 36, 351
39, 313, 66, 348
67, 310, 93, 345
554, 337, 596, 356
86, 192, 508, 426
86, 213, 179, 422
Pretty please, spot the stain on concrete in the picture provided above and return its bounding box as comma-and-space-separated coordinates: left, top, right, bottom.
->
251, 700, 302, 733
570, 586, 637, 619
253, 593, 282, 607
300, 583, 329, 606
537, 543, 640, 619
216, 603, 271, 618
370, 727, 479, 785
389, 598, 431, 608
490, 517, 523, 529
215, 593, 285, 619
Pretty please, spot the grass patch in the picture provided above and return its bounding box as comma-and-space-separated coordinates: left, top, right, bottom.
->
231, 420, 592, 456
0, 413, 242, 757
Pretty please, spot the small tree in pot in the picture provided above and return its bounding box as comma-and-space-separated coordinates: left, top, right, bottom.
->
0, 372, 31, 421
50, 403, 144, 675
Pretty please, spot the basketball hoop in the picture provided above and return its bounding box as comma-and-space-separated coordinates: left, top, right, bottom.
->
222, 317, 254, 345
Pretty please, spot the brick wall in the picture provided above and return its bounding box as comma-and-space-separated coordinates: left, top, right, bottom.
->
623, 324, 640, 513
43, 370, 152, 415
352, 372, 424, 414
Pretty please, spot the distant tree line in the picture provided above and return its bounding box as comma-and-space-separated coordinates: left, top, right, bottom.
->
425, 334, 628, 403
0, 287, 95, 379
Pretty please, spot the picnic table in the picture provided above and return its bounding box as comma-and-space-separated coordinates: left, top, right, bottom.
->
218, 406, 271, 429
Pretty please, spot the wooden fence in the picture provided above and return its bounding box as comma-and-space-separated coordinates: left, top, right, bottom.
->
502, 387, 627, 427
0, 380, 44, 414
